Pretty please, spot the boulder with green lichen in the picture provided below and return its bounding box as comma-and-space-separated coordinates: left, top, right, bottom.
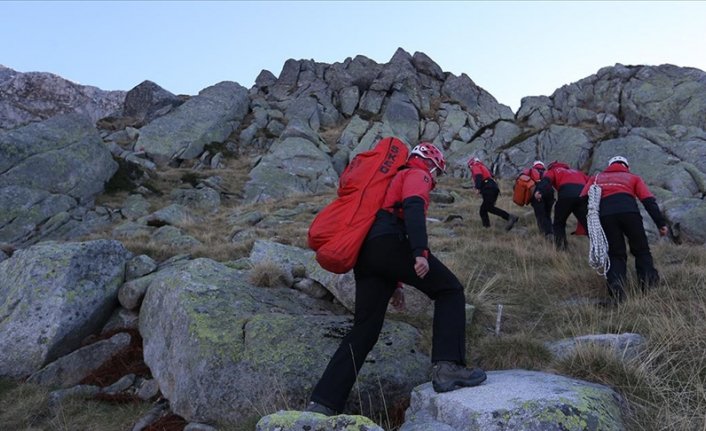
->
256, 410, 384, 431
139, 258, 429, 425
402, 370, 625, 431
0, 240, 132, 378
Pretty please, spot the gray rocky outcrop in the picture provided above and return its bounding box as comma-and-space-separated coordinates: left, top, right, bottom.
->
0, 240, 132, 378
0, 65, 125, 130
402, 370, 625, 431
135, 81, 249, 165
0, 113, 118, 246
139, 258, 429, 423
477, 63, 706, 244
244, 48, 514, 202
122, 80, 185, 126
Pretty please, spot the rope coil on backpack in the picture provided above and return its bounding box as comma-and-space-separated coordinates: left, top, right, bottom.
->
587, 176, 610, 277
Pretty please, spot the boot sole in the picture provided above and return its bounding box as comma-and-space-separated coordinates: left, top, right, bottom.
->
432, 374, 487, 393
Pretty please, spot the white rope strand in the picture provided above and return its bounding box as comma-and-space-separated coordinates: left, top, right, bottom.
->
587, 180, 610, 277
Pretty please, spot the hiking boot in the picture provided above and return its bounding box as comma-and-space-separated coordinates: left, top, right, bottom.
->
305, 401, 337, 416
432, 361, 487, 393
505, 215, 519, 231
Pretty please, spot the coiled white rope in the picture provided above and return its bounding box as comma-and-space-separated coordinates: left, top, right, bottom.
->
587, 177, 610, 277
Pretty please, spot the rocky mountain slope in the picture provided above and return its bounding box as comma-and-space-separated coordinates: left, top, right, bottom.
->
0, 64, 125, 130
1, 49, 706, 430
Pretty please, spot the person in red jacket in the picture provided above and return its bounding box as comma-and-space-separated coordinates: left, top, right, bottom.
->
581, 156, 669, 303
306, 143, 486, 416
468, 157, 518, 231
524, 160, 554, 238
534, 161, 588, 250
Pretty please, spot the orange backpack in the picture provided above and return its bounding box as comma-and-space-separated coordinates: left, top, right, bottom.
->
512, 172, 535, 206
308, 137, 409, 273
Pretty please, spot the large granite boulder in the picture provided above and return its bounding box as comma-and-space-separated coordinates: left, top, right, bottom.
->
0, 113, 117, 201
402, 370, 625, 431
134, 81, 249, 165
0, 240, 132, 378
139, 258, 429, 424
122, 80, 185, 126
243, 134, 338, 203
0, 113, 118, 245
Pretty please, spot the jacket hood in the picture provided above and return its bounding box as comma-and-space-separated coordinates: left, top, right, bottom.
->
604, 163, 630, 173
548, 161, 570, 170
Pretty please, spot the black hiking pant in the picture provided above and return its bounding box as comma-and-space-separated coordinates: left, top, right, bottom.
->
530, 194, 554, 237
310, 234, 466, 413
601, 212, 659, 302
480, 183, 510, 227
553, 196, 587, 250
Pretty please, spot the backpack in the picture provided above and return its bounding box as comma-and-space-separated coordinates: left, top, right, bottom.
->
308, 137, 409, 273
512, 172, 535, 206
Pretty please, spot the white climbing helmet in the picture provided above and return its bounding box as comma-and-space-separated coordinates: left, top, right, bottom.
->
608, 155, 629, 167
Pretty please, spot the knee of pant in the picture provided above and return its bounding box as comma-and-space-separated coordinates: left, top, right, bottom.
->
435, 282, 464, 300
609, 251, 628, 260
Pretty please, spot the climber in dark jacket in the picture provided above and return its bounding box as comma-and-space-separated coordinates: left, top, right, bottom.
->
534, 161, 588, 250
580, 156, 669, 303
523, 160, 554, 238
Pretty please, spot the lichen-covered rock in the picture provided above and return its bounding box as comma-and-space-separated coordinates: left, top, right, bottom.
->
244, 136, 338, 203
125, 254, 158, 281
139, 258, 429, 424
170, 186, 221, 213
149, 226, 202, 249
0, 186, 76, 244
256, 411, 384, 431
0, 240, 132, 378
27, 332, 131, 388
0, 113, 117, 202
402, 370, 625, 431
121, 194, 152, 220
0, 113, 118, 246
135, 81, 249, 165
141, 204, 200, 227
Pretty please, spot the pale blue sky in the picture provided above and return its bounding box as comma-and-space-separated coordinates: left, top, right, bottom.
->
2, 1, 705, 111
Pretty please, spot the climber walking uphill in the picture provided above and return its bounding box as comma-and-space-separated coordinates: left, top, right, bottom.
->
468, 157, 519, 231
524, 160, 554, 239
534, 161, 588, 250
306, 142, 487, 416
580, 156, 669, 304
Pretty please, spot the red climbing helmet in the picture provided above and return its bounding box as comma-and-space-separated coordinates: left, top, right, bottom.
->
467, 157, 481, 168
411, 142, 446, 174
